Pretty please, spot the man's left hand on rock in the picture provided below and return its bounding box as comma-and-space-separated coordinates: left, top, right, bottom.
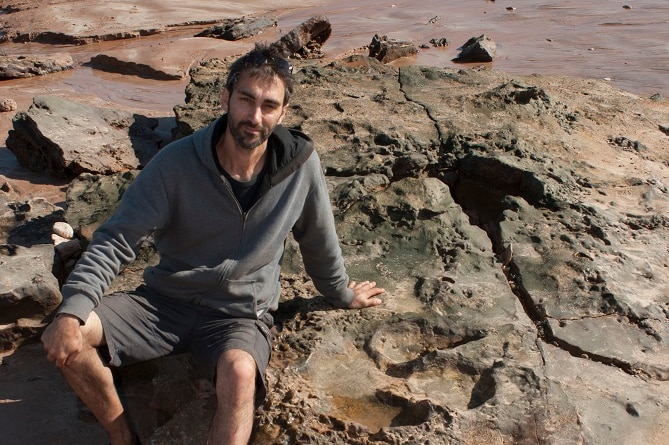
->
347, 280, 385, 309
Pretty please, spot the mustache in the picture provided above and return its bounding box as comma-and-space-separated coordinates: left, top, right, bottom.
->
238, 120, 263, 130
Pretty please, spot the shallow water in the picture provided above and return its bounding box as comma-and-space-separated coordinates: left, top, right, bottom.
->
282, 0, 669, 96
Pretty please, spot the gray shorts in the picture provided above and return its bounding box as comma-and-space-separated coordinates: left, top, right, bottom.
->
93, 285, 273, 404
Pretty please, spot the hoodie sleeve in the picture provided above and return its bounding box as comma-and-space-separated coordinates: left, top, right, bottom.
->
56, 154, 172, 323
292, 152, 354, 307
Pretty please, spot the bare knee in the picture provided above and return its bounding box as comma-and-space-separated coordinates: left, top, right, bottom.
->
215, 350, 257, 400
80, 311, 106, 347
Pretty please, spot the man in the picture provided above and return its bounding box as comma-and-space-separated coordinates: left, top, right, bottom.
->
41, 43, 385, 445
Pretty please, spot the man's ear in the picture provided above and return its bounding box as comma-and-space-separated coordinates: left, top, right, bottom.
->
220, 89, 230, 112
277, 103, 289, 124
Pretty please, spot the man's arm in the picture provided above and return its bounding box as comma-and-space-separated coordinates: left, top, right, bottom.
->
57, 159, 171, 323
292, 153, 386, 308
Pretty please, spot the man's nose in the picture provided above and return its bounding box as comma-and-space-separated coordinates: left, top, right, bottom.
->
249, 105, 262, 124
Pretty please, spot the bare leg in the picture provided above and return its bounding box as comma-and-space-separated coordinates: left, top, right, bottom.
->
207, 349, 257, 445
58, 312, 137, 445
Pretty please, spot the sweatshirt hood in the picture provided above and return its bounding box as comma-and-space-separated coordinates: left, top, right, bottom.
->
192, 114, 315, 187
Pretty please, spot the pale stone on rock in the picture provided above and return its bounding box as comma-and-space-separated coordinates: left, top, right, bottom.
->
52, 221, 74, 240
0, 98, 18, 112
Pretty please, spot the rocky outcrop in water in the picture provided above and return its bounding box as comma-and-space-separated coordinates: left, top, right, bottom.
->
368, 34, 419, 64
453, 34, 497, 63
2, 54, 669, 444
0, 53, 74, 78
195, 16, 277, 41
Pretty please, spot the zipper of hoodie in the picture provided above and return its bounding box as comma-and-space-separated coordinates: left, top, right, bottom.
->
220, 176, 265, 244
218, 178, 245, 249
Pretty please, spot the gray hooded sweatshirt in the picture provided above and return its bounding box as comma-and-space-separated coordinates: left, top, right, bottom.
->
58, 115, 354, 323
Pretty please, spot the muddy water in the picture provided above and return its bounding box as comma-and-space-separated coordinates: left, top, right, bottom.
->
279, 0, 669, 96
1, 1, 668, 200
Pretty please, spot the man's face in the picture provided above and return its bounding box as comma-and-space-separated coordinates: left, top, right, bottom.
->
222, 71, 288, 151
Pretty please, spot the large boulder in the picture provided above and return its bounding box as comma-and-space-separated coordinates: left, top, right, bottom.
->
64, 171, 140, 241
0, 196, 64, 352
6, 95, 163, 178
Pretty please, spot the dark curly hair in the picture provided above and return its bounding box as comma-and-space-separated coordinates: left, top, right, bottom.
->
225, 43, 295, 105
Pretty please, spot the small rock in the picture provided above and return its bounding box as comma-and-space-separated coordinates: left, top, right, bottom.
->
51, 233, 70, 246
608, 136, 647, 151
452, 34, 497, 63
53, 221, 74, 239
623, 5, 632, 10
429, 38, 449, 47
0, 98, 17, 112
1, 181, 14, 193
368, 34, 419, 63
54, 238, 82, 259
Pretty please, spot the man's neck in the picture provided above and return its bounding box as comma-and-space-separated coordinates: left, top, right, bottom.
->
216, 133, 268, 182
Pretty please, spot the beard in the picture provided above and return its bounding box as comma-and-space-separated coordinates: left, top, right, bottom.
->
228, 116, 272, 151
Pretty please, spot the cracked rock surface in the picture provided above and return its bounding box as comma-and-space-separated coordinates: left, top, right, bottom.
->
150, 56, 669, 443
2, 55, 668, 444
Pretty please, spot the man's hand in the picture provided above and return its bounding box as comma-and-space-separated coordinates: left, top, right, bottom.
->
347, 280, 385, 309
41, 314, 83, 368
